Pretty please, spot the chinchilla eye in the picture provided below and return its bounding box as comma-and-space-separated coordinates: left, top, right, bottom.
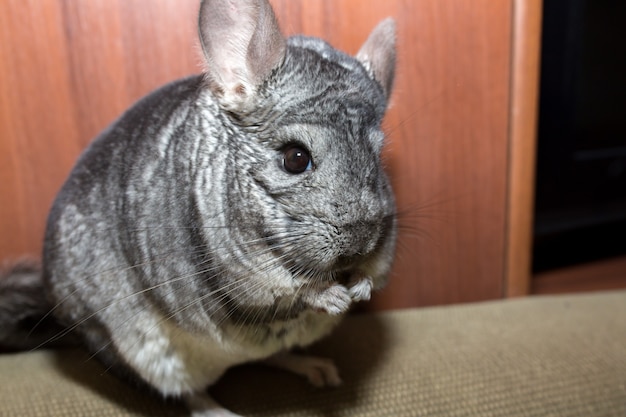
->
282, 145, 312, 174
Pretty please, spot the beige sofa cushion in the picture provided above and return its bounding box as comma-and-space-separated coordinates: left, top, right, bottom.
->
1, 290, 625, 416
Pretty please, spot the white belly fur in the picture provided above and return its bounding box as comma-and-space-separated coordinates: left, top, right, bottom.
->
110, 306, 341, 396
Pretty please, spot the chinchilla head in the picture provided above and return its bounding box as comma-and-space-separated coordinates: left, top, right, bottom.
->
196, 0, 397, 310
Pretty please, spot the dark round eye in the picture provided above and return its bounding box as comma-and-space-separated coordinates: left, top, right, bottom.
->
282, 145, 312, 174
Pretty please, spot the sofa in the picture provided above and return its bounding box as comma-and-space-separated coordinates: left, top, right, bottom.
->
1, 290, 625, 416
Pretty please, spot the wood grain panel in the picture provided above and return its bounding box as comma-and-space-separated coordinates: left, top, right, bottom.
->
504, 0, 542, 297
0, 0, 514, 309
0, 0, 79, 259
367, 0, 514, 308
0, 0, 201, 260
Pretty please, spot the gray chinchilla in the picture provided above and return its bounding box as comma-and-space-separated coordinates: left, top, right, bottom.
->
1, 0, 397, 415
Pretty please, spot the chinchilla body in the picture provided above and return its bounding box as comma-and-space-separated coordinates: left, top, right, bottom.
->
42, 25, 397, 396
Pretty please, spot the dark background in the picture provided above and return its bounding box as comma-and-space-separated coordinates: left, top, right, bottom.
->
533, 0, 626, 272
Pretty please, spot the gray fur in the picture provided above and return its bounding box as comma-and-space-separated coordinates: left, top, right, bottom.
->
5, 0, 397, 414
0, 261, 74, 351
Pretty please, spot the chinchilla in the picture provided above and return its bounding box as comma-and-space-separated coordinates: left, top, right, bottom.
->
0, 0, 397, 415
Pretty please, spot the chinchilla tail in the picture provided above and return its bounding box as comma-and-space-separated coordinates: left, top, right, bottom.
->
0, 260, 72, 351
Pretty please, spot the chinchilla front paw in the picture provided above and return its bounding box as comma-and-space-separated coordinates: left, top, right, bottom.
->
304, 284, 352, 315
347, 274, 373, 302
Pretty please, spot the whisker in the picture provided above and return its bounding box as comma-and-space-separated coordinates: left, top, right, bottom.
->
34, 256, 222, 350
29, 243, 217, 342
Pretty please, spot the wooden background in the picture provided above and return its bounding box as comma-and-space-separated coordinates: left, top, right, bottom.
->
0, 0, 522, 310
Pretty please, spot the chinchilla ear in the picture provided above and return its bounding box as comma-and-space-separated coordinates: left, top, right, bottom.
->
356, 18, 397, 102
198, 0, 286, 113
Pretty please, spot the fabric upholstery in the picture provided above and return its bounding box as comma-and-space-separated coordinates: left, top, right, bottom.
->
1, 290, 625, 416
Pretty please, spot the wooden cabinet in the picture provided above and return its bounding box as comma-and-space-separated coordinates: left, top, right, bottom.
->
0, 0, 543, 310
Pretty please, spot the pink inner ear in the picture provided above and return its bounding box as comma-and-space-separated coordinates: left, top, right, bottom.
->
198, 0, 286, 111
246, 0, 286, 84
356, 18, 397, 100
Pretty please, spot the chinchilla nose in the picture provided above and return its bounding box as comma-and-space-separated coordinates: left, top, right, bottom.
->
332, 221, 384, 270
